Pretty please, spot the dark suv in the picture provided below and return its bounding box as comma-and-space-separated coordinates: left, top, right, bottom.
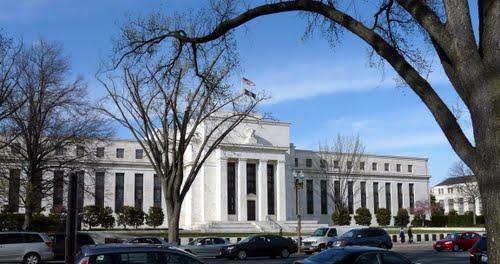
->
74, 244, 206, 264
327, 228, 393, 249
49, 232, 96, 260
470, 236, 487, 264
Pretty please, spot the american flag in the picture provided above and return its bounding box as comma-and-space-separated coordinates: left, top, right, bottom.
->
242, 77, 256, 86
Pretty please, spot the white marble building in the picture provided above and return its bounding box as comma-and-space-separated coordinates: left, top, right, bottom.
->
4, 117, 431, 229
431, 176, 482, 215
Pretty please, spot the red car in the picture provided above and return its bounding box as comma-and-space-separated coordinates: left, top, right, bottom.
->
433, 232, 481, 252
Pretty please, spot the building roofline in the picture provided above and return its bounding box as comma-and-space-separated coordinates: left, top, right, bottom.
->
293, 148, 428, 161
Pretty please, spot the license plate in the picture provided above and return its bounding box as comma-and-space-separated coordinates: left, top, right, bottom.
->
481, 255, 488, 262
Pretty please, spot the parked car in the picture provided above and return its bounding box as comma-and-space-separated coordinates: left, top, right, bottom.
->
302, 226, 361, 254
124, 236, 171, 245
293, 246, 414, 264
178, 237, 230, 257
49, 232, 97, 260
0, 231, 54, 264
326, 227, 393, 249
74, 243, 207, 264
470, 235, 487, 264
433, 232, 481, 252
219, 234, 297, 260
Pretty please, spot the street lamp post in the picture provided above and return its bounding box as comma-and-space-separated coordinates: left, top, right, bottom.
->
293, 170, 304, 253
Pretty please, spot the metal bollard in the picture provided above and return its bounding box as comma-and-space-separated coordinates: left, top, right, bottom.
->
424, 234, 429, 241
417, 234, 421, 242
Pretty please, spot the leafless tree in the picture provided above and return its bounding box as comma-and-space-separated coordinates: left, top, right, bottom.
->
101, 35, 265, 241
410, 199, 431, 226
0, 33, 24, 149
448, 161, 480, 225
113, 1, 499, 259
0, 38, 113, 229
316, 134, 365, 224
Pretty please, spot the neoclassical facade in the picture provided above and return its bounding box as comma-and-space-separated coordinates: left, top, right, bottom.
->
4, 118, 431, 228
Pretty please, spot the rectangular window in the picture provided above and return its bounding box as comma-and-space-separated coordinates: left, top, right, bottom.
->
135, 174, 143, 210
96, 147, 105, 158
372, 162, 378, 171
116, 148, 124, 158
320, 180, 327, 214
267, 164, 275, 215
320, 159, 327, 168
334, 180, 340, 205
409, 183, 415, 210
53, 171, 64, 209
227, 163, 236, 214
408, 164, 413, 173
361, 182, 366, 208
334, 160, 339, 169
95, 172, 105, 208
294, 158, 298, 167
76, 145, 85, 157
154, 174, 162, 207
384, 163, 390, 171
385, 183, 391, 212
360, 162, 365, 170
115, 173, 124, 211
135, 149, 143, 159
306, 159, 312, 167
55, 147, 65, 156
247, 163, 256, 194
347, 161, 353, 170
448, 199, 454, 211
373, 182, 379, 212
77, 171, 85, 210
397, 183, 403, 209
306, 180, 314, 214
8, 169, 21, 212
396, 164, 401, 172
348, 182, 354, 214
458, 198, 464, 214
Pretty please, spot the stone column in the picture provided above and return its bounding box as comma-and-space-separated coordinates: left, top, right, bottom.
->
237, 159, 247, 221
276, 160, 287, 221
217, 158, 228, 221
257, 159, 268, 221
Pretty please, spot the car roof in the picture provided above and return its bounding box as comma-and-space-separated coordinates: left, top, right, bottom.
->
0, 231, 43, 234
80, 243, 184, 255
330, 246, 386, 253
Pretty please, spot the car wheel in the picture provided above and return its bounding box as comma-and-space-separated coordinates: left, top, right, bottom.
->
23, 253, 40, 264
379, 243, 388, 249
318, 244, 325, 251
280, 248, 290, 258
453, 244, 460, 252
237, 250, 247, 260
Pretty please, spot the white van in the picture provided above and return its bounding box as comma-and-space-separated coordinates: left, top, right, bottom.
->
301, 226, 366, 254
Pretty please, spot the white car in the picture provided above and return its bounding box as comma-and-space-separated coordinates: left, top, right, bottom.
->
0, 231, 54, 264
301, 226, 365, 254
179, 237, 230, 257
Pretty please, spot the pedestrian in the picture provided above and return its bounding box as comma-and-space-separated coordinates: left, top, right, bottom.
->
408, 227, 413, 244
399, 227, 406, 243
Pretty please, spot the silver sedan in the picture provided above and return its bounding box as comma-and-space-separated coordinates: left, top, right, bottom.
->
179, 237, 230, 257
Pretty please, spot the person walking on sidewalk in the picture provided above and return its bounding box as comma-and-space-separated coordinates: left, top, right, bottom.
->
399, 227, 406, 243
408, 227, 413, 244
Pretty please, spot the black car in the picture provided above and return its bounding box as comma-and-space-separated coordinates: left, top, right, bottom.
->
219, 234, 298, 260
326, 228, 393, 249
74, 243, 206, 264
49, 232, 96, 260
470, 236, 487, 264
294, 246, 414, 264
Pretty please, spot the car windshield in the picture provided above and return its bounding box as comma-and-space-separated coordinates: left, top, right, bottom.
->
188, 238, 203, 245
312, 228, 329, 237
239, 236, 255, 243
341, 231, 355, 238
308, 248, 350, 263
445, 233, 460, 239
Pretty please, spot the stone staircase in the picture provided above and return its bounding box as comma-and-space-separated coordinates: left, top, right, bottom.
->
277, 220, 328, 233
189, 219, 327, 234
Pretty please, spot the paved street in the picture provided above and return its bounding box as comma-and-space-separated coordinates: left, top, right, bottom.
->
204, 242, 470, 264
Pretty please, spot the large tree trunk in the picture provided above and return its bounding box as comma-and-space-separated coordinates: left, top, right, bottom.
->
477, 166, 499, 264
166, 201, 182, 244
22, 206, 33, 230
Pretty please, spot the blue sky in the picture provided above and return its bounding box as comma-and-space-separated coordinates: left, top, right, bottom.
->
1, 0, 474, 186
